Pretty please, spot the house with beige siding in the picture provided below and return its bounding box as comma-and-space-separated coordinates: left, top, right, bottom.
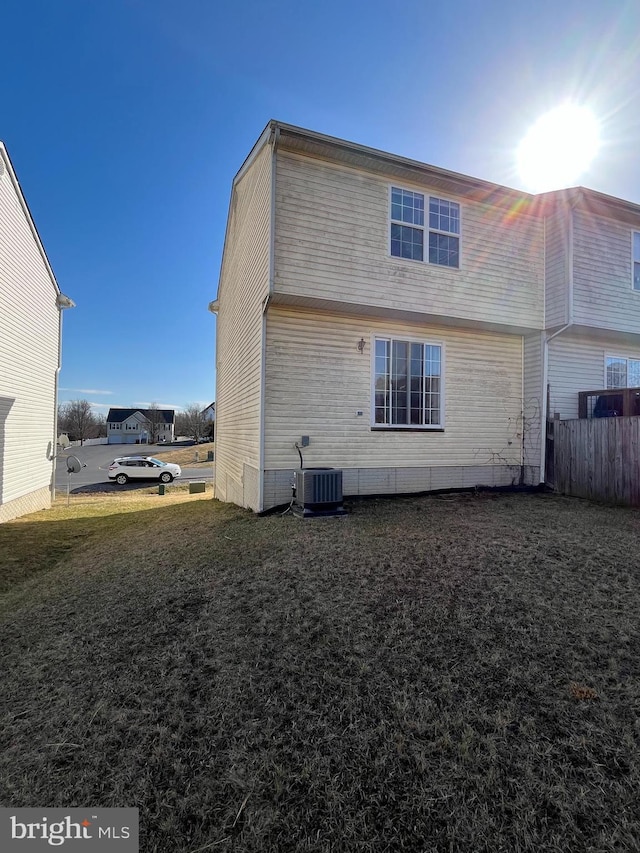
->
540, 188, 640, 423
212, 121, 640, 512
0, 142, 74, 523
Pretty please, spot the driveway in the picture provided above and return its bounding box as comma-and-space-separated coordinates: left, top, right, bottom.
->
56, 443, 214, 492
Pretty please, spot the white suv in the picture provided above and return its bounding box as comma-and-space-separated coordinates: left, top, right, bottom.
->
108, 456, 181, 485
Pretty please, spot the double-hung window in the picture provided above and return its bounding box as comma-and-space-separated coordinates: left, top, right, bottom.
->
374, 337, 443, 428
633, 232, 640, 291
390, 187, 460, 268
606, 355, 640, 389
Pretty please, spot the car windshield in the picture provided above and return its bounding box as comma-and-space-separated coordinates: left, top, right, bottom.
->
147, 457, 166, 466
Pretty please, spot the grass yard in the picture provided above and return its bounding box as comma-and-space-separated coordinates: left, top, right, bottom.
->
158, 442, 215, 466
1, 490, 639, 852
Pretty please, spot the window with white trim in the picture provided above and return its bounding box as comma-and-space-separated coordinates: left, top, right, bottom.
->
390, 187, 460, 268
606, 355, 640, 388
633, 232, 640, 291
374, 337, 443, 427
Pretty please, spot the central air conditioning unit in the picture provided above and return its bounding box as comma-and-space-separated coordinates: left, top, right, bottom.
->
293, 468, 347, 518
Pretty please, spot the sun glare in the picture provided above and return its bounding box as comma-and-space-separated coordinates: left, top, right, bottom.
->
517, 104, 600, 193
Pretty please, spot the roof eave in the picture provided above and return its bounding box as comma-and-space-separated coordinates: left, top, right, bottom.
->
271, 121, 536, 208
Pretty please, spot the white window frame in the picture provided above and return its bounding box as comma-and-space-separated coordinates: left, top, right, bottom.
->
389, 185, 461, 269
604, 353, 640, 389
370, 334, 445, 430
632, 231, 640, 291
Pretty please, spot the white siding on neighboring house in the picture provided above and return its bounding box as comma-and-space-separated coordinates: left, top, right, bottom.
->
545, 210, 568, 328
274, 151, 545, 332
215, 141, 272, 511
547, 332, 640, 419
0, 145, 61, 522
262, 307, 525, 508
572, 208, 640, 333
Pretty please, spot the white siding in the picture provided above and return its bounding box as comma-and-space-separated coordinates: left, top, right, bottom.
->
0, 149, 59, 522
523, 333, 543, 483
215, 143, 272, 511
263, 307, 524, 507
547, 332, 640, 419
572, 209, 640, 333
545, 210, 568, 328
274, 151, 544, 331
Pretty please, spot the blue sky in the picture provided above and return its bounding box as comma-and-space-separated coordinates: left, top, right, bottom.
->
3, 0, 640, 413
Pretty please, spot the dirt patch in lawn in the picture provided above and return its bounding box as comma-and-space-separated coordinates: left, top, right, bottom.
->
1, 492, 640, 852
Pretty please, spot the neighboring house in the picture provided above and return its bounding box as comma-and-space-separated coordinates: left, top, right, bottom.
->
212, 121, 640, 512
106, 408, 175, 444
0, 142, 74, 523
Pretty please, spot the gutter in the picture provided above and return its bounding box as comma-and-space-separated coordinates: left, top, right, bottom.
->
52, 293, 76, 499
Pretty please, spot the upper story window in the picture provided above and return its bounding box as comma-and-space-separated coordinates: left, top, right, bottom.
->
606, 355, 640, 388
374, 337, 443, 428
633, 232, 640, 291
390, 187, 460, 268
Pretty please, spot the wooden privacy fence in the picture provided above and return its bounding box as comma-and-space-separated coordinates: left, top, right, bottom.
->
553, 416, 640, 506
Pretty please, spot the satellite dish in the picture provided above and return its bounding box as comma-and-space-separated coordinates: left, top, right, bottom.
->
66, 455, 82, 474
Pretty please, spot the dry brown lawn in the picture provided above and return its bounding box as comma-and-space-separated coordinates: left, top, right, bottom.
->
1, 490, 639, 852
158, 442, 215, 466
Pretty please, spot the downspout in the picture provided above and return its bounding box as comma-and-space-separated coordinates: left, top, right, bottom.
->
258, 124, 279, 512
208, 299, 219, 499
52, 293, 75, 499
520, 336, 525, 484
540, 197, 576, 483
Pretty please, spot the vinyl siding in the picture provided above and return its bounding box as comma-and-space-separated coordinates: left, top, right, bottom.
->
274, 151, 544, 330
547, 332, 640, 419
264, 307, 524, 503
545, 210, 568, 328
522, 333, 543, 483
215, 142, 272, 510
0, 151, 59, 520
572, 209, 640, 333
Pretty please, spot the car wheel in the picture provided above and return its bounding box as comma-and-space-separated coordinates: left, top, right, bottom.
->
115, 473, 128, 485
160, 472, 173, 483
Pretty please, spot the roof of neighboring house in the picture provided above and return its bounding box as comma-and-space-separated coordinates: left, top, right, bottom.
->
106, 408, 175, 424
201, 401, 215, 413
